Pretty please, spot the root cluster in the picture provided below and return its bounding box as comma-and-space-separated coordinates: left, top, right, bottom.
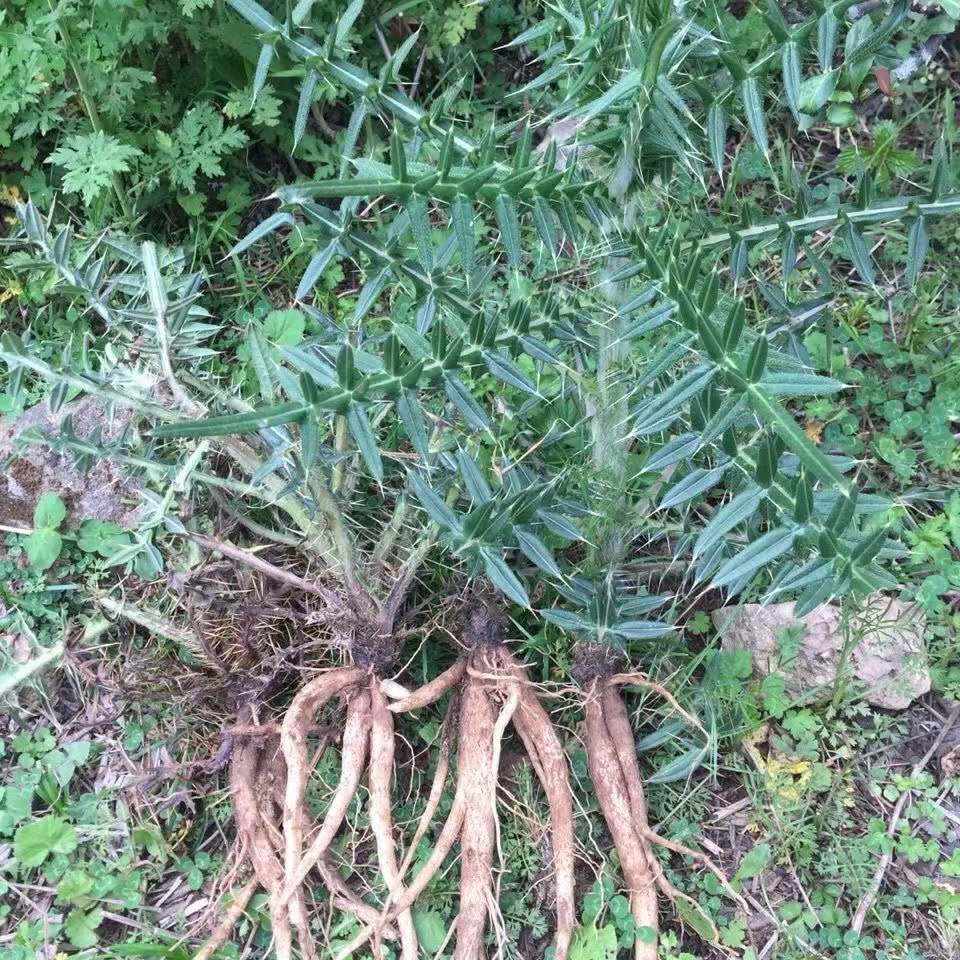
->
335, 644, 575, 960
196, 652, 734, 960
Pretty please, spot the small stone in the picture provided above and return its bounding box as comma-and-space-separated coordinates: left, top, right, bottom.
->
711, 595, 930, 710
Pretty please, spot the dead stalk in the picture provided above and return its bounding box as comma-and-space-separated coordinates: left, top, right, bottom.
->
191, 532, 341, 608
191, 874, 259, 960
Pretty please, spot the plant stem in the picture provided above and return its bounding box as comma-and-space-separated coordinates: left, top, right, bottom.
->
307, 473, 372, 614
697, 193, 960, 253
49, 4, 134, 221
0, 641, 65, 697
142, 241, 196, 413
331, 413, 349, 494
589, 265, 634, 569
0, 341, 177, 421
372, 496, 407, 567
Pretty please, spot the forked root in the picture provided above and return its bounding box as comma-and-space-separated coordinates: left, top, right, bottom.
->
275, 666, 364, 960
261, 745, 400, 941
336, 645, 576, 960
583, 674, 737, 955
279, 682, 371, 907
228, 730, 323, 959
584, 681, 659, 960
501, 650, 576, 960
221, 641, 580, 960
222, 659, 422, 960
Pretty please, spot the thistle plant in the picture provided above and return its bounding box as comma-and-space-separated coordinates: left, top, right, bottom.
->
2, 0, 955, 957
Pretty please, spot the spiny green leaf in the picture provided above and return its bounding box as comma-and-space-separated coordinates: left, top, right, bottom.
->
817, 11, 838, 71
636, 719, 685, 752
409, 471, 460, 532
711, 527, 796, 590
693, 486, 764, 559
532, 195, 559, 256
296, 240, 340, 302
457, 448, 492, 503
452, 194, 475, 273
445, 375, 490, 431
346, 403, 383, 481
335, 0, 364, 46
229, 211, 294, 258
842, 219, 875, 285
406, 195, 433, 270
494, 193, 522, 268
645, 433, 701, 472
294, 70, 318, 149
515, 528, 562, 577
759, 372, 846, 397
396, 390, 429, 461
659, 465, 727, 510
707, 102, 726, 177
747, 385, 848, 491
482, 548, 530, 606
906, 215, 928, 288
253, 43, 275, 103
612, 620, 674, 640
539, 608, 598, 633
246, 324, 275, 402
781, 42, 802, 120
740, 77, 769, 159
647, 743, 709, 784
483, 350, 537, 396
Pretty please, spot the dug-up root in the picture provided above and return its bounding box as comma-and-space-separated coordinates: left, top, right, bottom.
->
274, 665, 417, 960
198, 670, 411, 960
339, 644, 576, 960
581, 672, 744, 960
197, 658, 731, 960
208, 704, 397, 960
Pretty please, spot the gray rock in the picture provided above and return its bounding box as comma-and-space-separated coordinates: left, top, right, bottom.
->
711, 596, 930, 710
0, 395, 139, 528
